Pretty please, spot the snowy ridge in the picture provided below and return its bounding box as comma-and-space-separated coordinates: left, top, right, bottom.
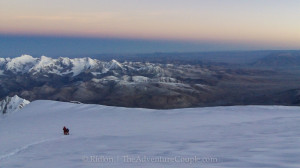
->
109, 59, 124, 70
0, 55, 168, 77
0, 95, 30, 114
6, 55, 38, 73
1, 101, 300, 168
4, 55, 101, 76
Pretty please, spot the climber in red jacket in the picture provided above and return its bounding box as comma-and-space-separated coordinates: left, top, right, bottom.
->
63, 126, 69, 135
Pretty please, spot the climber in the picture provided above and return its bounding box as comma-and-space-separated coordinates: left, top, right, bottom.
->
63, 126, 69, 135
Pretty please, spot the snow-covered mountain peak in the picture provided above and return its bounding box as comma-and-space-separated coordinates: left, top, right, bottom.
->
69, 57, 99, 76
86, 57, 98, 67
6, 55, 38, 73
0, 95, 30, 114
0, 58, 10, 66
58, 57, 72, 65
109, 59, 123, 70
31, 56, 55, 70
40, 55, 54, 64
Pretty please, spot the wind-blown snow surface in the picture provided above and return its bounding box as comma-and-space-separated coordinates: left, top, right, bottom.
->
1, 101, 300, 168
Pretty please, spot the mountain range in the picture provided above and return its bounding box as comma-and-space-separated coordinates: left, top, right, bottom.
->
0, 55, 217, 108
1, 54, 300, 108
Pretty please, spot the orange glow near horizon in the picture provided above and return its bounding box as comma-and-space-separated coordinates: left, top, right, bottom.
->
1, 0, 300, 49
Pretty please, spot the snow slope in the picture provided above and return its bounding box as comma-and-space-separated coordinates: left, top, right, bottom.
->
0, 101, 300, 168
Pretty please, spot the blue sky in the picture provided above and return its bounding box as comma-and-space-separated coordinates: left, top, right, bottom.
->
1, 35, 271, 57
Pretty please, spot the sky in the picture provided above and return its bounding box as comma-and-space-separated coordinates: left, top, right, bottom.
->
0, 0, 300, 56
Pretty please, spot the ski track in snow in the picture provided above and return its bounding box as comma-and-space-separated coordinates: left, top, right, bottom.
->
0, 136, 65, 161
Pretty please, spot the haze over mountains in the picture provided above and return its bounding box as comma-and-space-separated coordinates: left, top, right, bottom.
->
0, 51, 300, 109
252, 52, 300, 67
